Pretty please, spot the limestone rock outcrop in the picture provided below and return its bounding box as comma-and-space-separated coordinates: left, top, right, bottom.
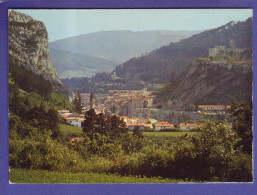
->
8, 10, 69, 95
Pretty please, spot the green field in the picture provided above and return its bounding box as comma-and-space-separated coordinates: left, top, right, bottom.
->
59, 124, 82, 135
143, 131, 196, 137
10, 169, 185, 183
59, 124, 196, 138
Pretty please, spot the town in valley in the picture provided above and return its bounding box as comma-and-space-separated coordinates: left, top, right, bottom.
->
8, 9, 253, 183
60, 40, 251, 133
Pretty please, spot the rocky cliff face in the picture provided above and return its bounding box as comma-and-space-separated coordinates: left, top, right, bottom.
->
8, 10, 69, 95
156, 55, 252, 109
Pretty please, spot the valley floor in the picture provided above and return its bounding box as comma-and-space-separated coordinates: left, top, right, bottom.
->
9, 169, 185, 183
59, 124, 196, 137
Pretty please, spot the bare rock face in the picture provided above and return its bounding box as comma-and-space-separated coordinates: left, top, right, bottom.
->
156, 57, 252, 109
8, 10, 69, 95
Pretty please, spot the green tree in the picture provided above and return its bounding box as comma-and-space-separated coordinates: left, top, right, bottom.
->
133, 126, 143, 138
22, 103, 60, 139
132, 126, 144, 152
229, 99, 252, 154
73, 91, 83, 114
47, 108, 60, 139
9, 91, 27, 117
172, 113, 252, 182
82, 108, 98, 140
82, 109, 128, 141
107, 115, 128, 138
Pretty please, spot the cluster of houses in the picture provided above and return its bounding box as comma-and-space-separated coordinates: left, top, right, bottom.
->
60, 91, 230, 132
117, 116, 203, 131
58, 109, 204, 131
104, 88, 155, 117
121, 116, 174, 130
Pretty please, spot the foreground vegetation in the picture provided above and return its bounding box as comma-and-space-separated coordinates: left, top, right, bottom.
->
10, 169, 185, 183
9, 102, 252, 183
8, 70, 252, 183
59, 124, 82, 135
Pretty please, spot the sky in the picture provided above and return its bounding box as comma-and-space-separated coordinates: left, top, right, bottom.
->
15, 9, 252, 42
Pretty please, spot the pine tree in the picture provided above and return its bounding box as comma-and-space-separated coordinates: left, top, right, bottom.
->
77, 91, 82, 114
73, 91, 82, 114
82, 108, 97, 140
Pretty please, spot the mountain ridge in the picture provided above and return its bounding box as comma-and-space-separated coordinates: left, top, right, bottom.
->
49, 29, 201, 64
50, 48, 117, 78
114, 18, 252, 84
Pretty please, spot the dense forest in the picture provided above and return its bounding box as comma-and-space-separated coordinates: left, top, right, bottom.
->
9, 61, 53, 99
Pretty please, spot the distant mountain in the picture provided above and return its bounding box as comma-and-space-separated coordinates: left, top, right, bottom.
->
114, 18, 252, 84
50, 49, 116, 78
49, 30, 200, 64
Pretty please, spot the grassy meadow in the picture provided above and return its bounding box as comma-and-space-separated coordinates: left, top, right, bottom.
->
59, 124, 196, 139
10, 168, 185, 183
143, 131, 196, 137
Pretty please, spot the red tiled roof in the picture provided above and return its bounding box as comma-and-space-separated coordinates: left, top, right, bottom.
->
127, 123, 147, 127
154, 122, 174, 128
198, 105, 230, 108
180, 123, 203, 127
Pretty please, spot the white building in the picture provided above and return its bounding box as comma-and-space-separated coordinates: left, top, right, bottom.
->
127, 123, 146, 130
198, 105, 231, 115
180, 123, 202, 131
154, 122, 174, 131
145, 118, 158, 125
66, 117, 84, 128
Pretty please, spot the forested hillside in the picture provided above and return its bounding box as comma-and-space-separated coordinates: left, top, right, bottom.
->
114, 18, 252, 83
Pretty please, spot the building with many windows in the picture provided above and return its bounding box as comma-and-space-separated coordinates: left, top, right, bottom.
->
198, 105, 230, 115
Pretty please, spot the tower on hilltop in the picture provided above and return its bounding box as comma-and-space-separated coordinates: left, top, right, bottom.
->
90, 92, 95, 109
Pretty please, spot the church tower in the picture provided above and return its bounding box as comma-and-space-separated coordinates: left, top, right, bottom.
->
90, 92, 95, 109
